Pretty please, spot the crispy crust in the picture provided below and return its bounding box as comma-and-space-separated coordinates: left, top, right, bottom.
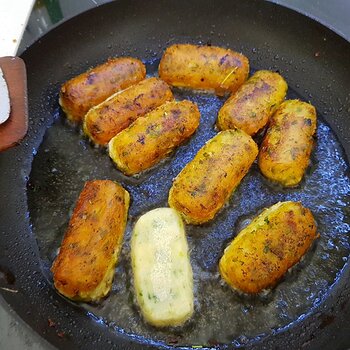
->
159, 44, 249, 95
217, 70, 287, 135
108, 100, 200, 176
51, 180, 129, 302
219, 201, 318, 294
83, 77, 174, 146
168, 129, 258, 224
59, 57, 146, 123
258, 99, 317, 187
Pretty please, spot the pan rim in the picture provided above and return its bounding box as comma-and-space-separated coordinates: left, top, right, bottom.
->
1, 0, 349, 349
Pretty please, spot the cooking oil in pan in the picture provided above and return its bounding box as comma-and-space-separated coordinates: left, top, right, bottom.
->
28, 60, 350, 347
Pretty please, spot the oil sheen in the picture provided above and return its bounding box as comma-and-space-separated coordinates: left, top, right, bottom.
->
28, 61, 350, 347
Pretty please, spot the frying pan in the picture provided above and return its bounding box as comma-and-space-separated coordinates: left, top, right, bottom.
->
1, 0, 350, 349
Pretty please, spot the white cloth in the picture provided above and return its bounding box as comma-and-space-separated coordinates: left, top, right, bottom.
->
0, 0, 35, 56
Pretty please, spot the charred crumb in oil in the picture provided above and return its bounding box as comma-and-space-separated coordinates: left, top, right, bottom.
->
48, 318, 56, 327
167, 336, 180, 345
319, 314, 336, 329
57, 331, 65, 338
0, 265, 16, 285
208, 338, 222, 346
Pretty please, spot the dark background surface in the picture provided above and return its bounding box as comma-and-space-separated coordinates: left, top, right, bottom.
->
0, 0, 349, 349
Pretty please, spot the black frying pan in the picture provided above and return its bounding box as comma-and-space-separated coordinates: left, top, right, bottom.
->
1, 0, 350, 349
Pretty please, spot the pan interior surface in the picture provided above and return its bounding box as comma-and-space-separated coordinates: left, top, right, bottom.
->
0, 0, 349, 349
27, 59, 350, 347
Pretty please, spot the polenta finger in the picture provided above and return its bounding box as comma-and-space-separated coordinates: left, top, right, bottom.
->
219, 201, 318, 294
169, 129, 258, 224
159, 44, 249, 95
217, 70, 287, 135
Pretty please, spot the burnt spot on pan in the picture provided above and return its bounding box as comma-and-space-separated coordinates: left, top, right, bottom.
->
0, 265, 16, 285
0, 265, 18, 294
27, 61, 350, 347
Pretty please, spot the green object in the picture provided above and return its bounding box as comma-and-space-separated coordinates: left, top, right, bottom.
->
43, 0, 63, 24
